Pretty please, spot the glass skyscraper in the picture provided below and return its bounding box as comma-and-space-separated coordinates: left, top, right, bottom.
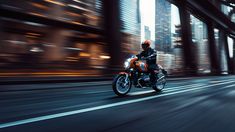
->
120, 0, 141, 54
155, 0, 171, 52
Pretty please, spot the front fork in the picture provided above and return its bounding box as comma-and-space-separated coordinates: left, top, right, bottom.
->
124, 73, 129, 86
119, 72, 131, 86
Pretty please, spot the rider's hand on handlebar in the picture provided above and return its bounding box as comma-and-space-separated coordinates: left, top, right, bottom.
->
141, 57, 146, 60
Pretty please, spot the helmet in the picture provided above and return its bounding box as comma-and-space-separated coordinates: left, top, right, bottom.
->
141, 40, 151, 51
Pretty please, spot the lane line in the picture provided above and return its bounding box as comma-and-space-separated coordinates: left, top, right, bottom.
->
164, 84, 205, 92
129, 84, 205, 96
223, 84, 235, 88
84, 90, 113, 94
0, 80, 235, 129
164, 84, 203, 90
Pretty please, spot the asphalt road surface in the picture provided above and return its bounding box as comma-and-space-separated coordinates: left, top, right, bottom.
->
1, 76, 235, 132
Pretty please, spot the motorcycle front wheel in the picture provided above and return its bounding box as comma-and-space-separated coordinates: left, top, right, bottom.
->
112, 74, 131, 96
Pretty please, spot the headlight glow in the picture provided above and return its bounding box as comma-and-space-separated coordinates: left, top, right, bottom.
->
124, 61, 130, 69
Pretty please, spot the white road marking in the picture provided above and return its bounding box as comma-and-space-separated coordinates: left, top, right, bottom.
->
223, 83, 235, 88
129, 84, 204, 96
210, 80, 224, 83
164, 84, 205, 92
84, 90, 113, 94
164, 84, 203, 91
129, 90, 155, 95
0, 80, 235, 129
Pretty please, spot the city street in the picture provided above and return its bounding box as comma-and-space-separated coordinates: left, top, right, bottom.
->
1, 0, 235, 132
1, 76, 235, 132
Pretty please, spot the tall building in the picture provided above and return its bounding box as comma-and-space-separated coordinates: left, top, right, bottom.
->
155, 0, 171, 52
173, 25, 182, 48
190, 15, 211, 73
120, 0, 141, 54
144, 26, 151, 40
190, 15, 208, 42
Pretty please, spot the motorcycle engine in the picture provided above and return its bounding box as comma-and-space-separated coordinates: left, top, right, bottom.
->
142, 75, 150, 82
138, 74, 151, 87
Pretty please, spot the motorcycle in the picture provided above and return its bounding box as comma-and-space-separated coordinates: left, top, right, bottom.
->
112, 55, 167, 96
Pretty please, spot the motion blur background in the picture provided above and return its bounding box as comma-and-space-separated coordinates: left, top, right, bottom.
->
0, 0, 235, 78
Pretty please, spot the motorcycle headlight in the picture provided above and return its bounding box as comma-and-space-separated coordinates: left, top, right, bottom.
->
124, 61, 130, 69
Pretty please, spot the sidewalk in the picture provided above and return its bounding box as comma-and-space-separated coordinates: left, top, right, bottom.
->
0, 69, 112, 85
0, 76, 112, 85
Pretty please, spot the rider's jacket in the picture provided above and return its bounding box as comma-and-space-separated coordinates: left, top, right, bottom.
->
136, 47, 157, 66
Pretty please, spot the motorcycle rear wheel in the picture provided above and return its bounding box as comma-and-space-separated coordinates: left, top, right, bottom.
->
152, 75, 166, 92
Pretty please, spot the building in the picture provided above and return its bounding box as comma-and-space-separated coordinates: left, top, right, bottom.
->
120, 0, 141, 54
0, 0, 109, 75
172, 24, 182, 48
190, 15, 211, 73
191, 15, 207, 42
155, 0, 171, 52
0, 0, 235, 76
144, 26, 151, 40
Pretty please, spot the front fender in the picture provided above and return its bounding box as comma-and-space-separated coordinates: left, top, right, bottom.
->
113, 71, 132, 90
118, 72, 131, 76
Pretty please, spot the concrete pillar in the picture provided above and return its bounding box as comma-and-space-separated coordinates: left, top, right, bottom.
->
219, 30, 229, 73
207, 22, 221, 74
102, 0, 123, 72
233, 38, 235, 74
178, 0, 197, 75
0, 19, 3, 53
224, 33, 235, 74
211, 0, 221, 10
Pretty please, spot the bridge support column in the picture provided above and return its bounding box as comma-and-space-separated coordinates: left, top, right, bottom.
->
207, 23, 221, 75
178, 0, 197, 75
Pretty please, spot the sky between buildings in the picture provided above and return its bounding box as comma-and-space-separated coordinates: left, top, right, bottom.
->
140, 0, 180, 42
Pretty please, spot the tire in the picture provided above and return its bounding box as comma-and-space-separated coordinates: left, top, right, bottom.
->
112, 74, 131, 96
152, 74, 166, 92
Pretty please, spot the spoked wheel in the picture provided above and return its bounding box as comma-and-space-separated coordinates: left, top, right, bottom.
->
152, 74, 166, 92
112, 74, 131, 96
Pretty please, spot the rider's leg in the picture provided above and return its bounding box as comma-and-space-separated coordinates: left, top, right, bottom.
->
149, 64, 159, 85
133, 71, 139, 85
149, 68, 156, 85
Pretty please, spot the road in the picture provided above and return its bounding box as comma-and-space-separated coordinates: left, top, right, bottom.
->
1, 76, 235, 132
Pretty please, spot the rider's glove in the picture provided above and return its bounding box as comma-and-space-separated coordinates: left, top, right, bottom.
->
141, 57, 147, 60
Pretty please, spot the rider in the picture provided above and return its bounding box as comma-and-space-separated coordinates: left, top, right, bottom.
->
136, 40, 158, 85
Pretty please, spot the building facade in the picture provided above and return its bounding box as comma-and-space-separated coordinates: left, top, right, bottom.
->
0, 0, 109, 76
155, 0, 171, 52
120, 0, 141, 54
144, 26, 151, 40
0, 0, 235, 77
